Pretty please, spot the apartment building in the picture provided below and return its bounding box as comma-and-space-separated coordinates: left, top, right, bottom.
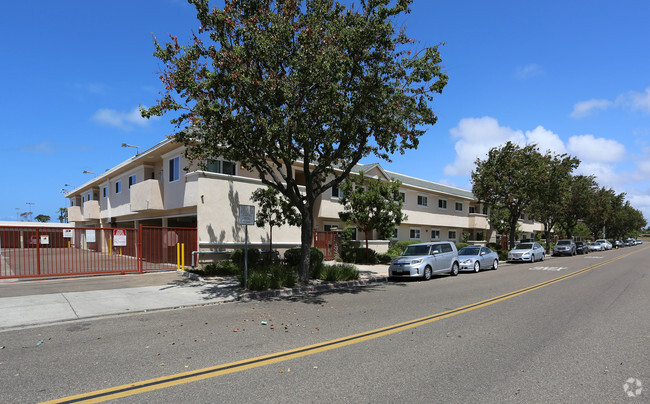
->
66, 137, 544, 254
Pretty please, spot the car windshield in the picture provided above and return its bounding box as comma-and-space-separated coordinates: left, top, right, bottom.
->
514, 243, 533, 250
402, 245, 430, 256
458, 246, 480, 256
557, 240, 571, 245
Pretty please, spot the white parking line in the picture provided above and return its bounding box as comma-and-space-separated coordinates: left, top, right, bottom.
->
529, 266, 566, 271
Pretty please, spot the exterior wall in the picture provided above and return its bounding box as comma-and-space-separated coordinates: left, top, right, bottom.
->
194, 172, 302, 248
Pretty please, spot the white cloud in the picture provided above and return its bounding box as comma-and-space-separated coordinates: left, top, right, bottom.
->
567, 135, 626, 163
444, 117, 525, 176
515, 63, 543, 80
525, 126, 566, 154
20, 141, 56, 154
572, 87, 650, 118
570, 99, 613, 118
91, 106, 156, 130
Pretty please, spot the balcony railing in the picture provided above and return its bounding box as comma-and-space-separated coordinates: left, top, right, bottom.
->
130, 179, 164, 212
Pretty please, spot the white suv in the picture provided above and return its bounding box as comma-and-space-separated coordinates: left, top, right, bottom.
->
389, 242, 460, 280
595, 239, 612, 250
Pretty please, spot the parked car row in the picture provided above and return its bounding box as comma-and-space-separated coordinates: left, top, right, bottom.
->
388, 242, 499, 280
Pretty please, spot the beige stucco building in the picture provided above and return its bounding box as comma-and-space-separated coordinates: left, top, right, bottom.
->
66, 138, 545, 256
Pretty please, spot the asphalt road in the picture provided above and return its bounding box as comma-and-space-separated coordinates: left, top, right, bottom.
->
1, 246, 648, 403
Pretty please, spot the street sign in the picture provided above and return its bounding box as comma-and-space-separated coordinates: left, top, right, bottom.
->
239, 205, 255, 225
63, 229, 73, 238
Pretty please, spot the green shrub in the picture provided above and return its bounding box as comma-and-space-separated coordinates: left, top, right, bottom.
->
387, 240, 419, 258
284, 247, 324, 270
498, 250, 509, 262
188, 260, 240, 277
231, 249, 261, 268
246, 271, 270, 291
269, 264, 296, 289
455, 242, 469, 251
321, 263, 360, 281
310, 261, 324, 279
377, 253, 392, 264
487, 242, 501, 251
341, 247, 378, 264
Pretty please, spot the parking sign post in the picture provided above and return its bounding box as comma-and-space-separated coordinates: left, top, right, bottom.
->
238, 205, 255, 289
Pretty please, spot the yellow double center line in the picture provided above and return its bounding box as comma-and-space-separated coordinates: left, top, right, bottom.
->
45, 248, 645, 403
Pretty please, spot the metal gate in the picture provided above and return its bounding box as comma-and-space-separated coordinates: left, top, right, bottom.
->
313, 230, 339, 260
0, 225, 197, 279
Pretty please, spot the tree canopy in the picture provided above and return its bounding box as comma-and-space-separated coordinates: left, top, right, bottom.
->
143, 0, 448, 282
338, 171, 406, 261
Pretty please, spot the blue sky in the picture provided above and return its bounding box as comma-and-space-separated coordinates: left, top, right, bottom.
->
2, 0, 649, 224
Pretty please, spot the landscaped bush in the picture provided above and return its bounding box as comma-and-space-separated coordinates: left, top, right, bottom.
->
231, 248, 262, 268
387, 240, 419, 258
455, 242, 469, 251
498, 250, 509, 262
321, 263, 360, 281
342, 247, 378, 264
187, 260, 240, 277
377, 253, 392, 264
269, 264, 296, 289
284, 247, 324, 269
246, 271, 271, 291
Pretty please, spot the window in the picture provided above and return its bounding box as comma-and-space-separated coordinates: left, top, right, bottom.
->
431, 229, 440, 241
115, 181, 122, 194
448, 230, 457, 240
438, 199, 447, 209
399, 192, 406, 203
392, 228, 398, 239
455, 202, 463, 211
82, 196, 85, 203
324, 224, 339, 232
128, 174, 136, 188
482, 205, 488, 215
469, 206, 476, 214
169, 156, 180, 182
410, 228, 421, 240
440, 243, 453, 253
417, 195, 428, 207
332, 186, 342, 199
103, 187, 107, 198
207, 159, 236, 175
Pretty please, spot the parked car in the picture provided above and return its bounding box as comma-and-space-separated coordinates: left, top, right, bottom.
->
458, 246, 499, 272
595, 239, 612, 250
507, 242, 545, 263
389, 242, 460, 280
588, 242, 604, 251
553, 239, 576, 256
613, 240, 623, 248
574, 241, 589, 254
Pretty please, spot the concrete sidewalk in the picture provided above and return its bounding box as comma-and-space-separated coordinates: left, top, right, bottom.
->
0, 265, 389, 331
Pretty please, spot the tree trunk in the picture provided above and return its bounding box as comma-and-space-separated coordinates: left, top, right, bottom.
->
365, 229, 370, 263
298, 212, 314, 284
269, 226, 273, 264
509, 218, 518, 249
544, 224, 552, 254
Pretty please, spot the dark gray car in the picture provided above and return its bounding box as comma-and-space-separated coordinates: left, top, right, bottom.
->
553, 239, 576, 256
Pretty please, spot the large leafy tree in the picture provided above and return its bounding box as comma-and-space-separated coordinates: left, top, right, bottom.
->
143, 0, 448, 282
471, 142, 545, 249
555, 174, 597, 239
34, 214, 50, 223
582, 187, 622, 239
527, 152, 580, 252
338, 171, 406, 261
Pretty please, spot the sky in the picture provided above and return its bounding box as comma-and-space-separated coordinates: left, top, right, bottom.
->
1, 0, 649, 224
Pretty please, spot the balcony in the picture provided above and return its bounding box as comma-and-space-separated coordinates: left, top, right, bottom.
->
68, 206, 83, 222
83, 200, 100, 220
130, 179, 164, 212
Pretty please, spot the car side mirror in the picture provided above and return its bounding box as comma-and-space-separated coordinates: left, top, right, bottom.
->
432, 250, 439, 254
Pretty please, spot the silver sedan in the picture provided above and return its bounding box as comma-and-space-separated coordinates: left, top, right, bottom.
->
458, 246, 499, 272
507, 242, 545, 263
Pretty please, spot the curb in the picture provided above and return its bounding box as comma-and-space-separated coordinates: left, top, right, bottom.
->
240, 275, 388, 301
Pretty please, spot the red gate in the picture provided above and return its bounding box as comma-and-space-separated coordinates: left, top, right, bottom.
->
0, 225, 197, 279
313, 230, 339, 260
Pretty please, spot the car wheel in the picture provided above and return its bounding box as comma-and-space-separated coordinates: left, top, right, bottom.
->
423, 266, 432, 281
473, 261, 481, 273
450, 262, 459, 277
541, 253, 545, 261
531, 254, 535, 263
492, 259, 498, 270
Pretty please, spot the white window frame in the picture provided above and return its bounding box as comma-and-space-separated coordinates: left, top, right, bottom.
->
128, 174, 136, 189
455, 202, 463, 212
103, 186, 107, 198
438, 199, 447, 209
448, 230, 457, 240
431, 229, 440, 241
409, 228, 421, 240
417, 195, 428, 207
392, 228, 399, 240
115, 180, 122, 194
331, 186, 342, 199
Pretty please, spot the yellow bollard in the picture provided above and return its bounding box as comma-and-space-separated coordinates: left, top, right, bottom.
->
181, 243, 185, 271
109, 239, 112, 255
177, 243, 181, 270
